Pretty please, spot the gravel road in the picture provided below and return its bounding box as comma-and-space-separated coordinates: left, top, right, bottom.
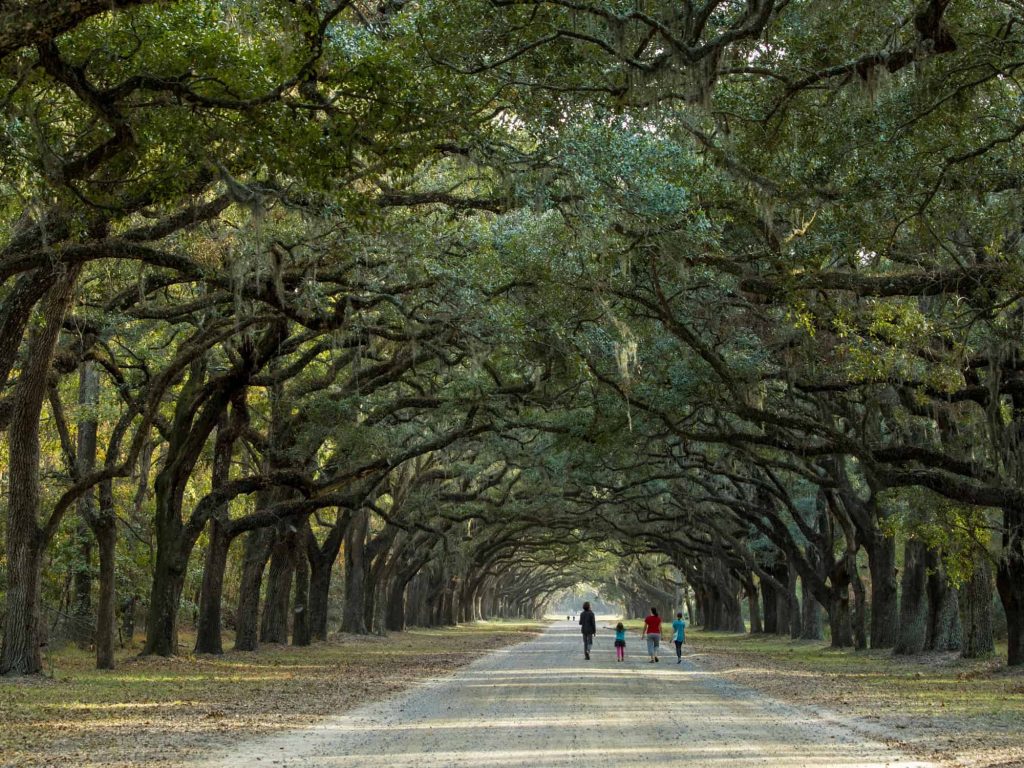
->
205, 622, 937, 768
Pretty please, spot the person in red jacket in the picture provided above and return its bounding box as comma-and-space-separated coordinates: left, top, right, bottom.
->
641, 607, 663, 662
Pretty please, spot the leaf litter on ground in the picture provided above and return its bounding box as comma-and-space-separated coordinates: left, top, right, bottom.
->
0, 621, 542, 767
686, 629, 1023, 768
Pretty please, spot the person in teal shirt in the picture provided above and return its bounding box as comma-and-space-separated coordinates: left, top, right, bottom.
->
613, 622, 627, 662
672, 612, 686, 663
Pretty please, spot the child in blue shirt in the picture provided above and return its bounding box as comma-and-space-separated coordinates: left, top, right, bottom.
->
672, 612, 686, 663
614, 621, 627, 662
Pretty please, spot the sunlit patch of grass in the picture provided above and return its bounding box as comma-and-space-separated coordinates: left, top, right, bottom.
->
0, 620, 543, 767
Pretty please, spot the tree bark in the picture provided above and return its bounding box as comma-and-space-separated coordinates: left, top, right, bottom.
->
894, 539, 929, 655
260, 525, 297, 644
827, 590, 854, 648
925, 548, 962, 651
850, 553, 867, 650
142, 326, 280, 656
363, 530, 396, 634
799, 545, 825, 640
996, 504, 1024, 666
306, 511, 348, 641
292, 524, 311, 647
307, 551, 334, 641
194, 412, 237, 655
233, 526, 274, 651
960, 557, 995, 658
745, 577, 762, 633
340, 509, 369, 634
1, 269, 79, 675
142, 362, 209, 657
787, 562, 802, 640
761, 577, 778, 634
143, 547, 188, 657
867, 533, 900, 649
800, 576, 824, 640
194, 519, 231, 654
93, 479, 117, 670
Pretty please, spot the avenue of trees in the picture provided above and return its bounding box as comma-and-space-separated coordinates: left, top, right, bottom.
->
1, 0, 1023, 675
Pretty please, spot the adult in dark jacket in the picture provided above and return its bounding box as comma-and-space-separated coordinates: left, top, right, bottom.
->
578, 602, 597, 659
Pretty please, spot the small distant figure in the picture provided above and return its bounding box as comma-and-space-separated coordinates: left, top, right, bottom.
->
672, 612, 686, 663
566, 615, 570, 621
641, 607, 662, 663
613, 621, 627, 662
579, 602, 596, 660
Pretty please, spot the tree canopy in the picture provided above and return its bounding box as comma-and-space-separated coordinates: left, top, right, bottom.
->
1, 0, 1023, 675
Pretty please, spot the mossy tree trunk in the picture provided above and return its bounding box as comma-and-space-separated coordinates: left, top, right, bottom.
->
926, 548, 962, 651
960, 557, 995, 658
895, 539, 929, 655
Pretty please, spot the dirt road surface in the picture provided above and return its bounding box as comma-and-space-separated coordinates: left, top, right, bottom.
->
204, 622, 938, 768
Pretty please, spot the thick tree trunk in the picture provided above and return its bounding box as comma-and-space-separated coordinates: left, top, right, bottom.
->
926, 548, 962, 651
364, 553, 387, 634
800, 577, 824, 641
308, 553, 334, 641
759, 563, 790, 636
850, 555, 867, 650
996, 504, 1024, 666
142, 341, 265, 656
1, 271, 79, 675
745, 578, 762, 633
234, 526, 275, 651
194, 412, 236, 655
894, 539, 929, 655
867, 534, 900, 649
441, 583, 457, 626
142, 364, 209, 657
143, 538, 188, 657
93, 518, 117, 670
704, 569, 744, 632
340, 510, 369, 634
93, 480, 117, 670
693, 588, 707, 628
364, 530, 398, 634
142, 450, 195, 658
306, 512, 347, 641
761, 578, 778, 634
292, 535, 311, 647
385, 568, 421, 631
194, 519, 231, 654
828, 591, 854, 648
261, 526, 296, 644
2, 517, 44, 675
406, 576, 424, 627
787, 563, 802, 640
960, 557, 995, 658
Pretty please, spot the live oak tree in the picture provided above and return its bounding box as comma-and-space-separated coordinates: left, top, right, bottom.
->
4, 0, 1024, 679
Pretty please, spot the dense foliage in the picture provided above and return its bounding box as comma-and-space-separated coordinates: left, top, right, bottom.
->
1, 0, 1022, 676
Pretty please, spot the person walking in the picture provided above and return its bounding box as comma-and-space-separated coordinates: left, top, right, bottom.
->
672, 611, 686, 663
641, 607, 662, 662
579, 602, 597, 660
613, 621, 627, 662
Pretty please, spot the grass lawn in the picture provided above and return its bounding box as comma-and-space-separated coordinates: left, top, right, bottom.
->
0, 621, 542, 767
686, 628, 1023, 768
